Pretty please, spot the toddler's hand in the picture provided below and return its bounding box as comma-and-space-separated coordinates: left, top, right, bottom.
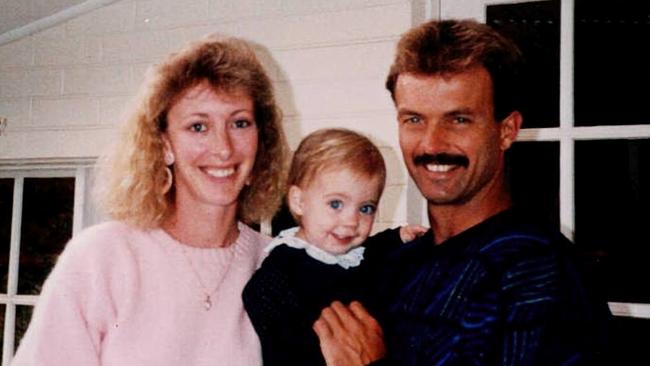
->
399, 224, 428, 243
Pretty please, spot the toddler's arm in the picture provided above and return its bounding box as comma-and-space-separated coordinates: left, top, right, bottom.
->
399, 224, 428, 243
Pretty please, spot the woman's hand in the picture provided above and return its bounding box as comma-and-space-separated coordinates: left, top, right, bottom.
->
313, 301, 386, 366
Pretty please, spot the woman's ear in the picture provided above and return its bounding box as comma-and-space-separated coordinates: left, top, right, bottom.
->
162, 136, 175, 166
287, 185, 304, 216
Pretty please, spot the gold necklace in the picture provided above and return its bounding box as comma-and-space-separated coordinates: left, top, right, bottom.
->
179, 243, 236, 311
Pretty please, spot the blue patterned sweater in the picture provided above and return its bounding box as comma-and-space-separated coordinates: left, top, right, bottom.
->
380, 208, 611, 365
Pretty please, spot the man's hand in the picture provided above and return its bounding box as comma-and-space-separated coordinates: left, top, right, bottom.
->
313, 301, 386, 366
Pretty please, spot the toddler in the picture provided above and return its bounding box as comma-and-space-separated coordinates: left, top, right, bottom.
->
242, 128, 425, 366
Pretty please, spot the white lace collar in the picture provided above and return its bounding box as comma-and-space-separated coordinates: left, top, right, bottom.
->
264, 227, 365, 269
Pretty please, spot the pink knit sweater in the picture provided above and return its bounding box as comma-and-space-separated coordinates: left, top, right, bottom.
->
12, 221, 269, 366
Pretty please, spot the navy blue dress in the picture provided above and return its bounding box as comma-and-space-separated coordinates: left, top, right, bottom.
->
242, 228, 401, 366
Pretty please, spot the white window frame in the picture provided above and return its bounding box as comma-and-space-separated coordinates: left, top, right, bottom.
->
0, 158, 95, 365
418, 0, 650, 319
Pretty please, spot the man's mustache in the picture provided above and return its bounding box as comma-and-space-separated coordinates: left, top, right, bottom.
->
413, 153, 469, 168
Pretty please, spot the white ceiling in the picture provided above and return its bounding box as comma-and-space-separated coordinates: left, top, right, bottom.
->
0, 0, 87, 35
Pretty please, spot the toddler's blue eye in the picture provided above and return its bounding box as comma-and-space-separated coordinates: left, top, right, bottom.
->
328, 200, 343, 210
360, 204, 376, 215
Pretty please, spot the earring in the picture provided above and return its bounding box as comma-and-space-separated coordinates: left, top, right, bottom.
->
164, 149, 175, 166
162, 166, 173, 194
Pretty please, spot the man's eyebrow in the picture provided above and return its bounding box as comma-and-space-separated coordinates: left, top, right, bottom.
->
396, 108, 420, 116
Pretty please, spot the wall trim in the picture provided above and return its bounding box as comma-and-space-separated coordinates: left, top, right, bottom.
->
0, 0, 121, 46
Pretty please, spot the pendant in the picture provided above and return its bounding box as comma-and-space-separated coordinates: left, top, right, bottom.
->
204, 295, 212, 311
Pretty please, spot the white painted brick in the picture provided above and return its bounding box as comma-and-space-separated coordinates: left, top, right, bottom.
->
0, 70, 31, 98
0, 127, 117, 159
378, 183, 407, 223
166, 28, 190, 54
275, 41, 395, 82
29, 69, 63, 96
236, 3, 410, 48
83, 36, 104, 64
66, 1, 136, 36
280, 0, 407, 16
284, 78, 393, 118
135, 0, 211, 30
273, 81, 298, 117
102, 31, 170, 63
0, 37, 33, 68
177, 24, 242, 46
99, 96, 133, 126
0, 98, 31, 128
250, 47, 281, 82
130, 63, 153, 91
341, 113, 400, 148
32, 97, 99, 127
208, 0, 282, 21
381, 146, 409, 186
280, 116, 303, 150
34, 36, 85, 66
0, 1, 32, 28
63, 65, 132, 96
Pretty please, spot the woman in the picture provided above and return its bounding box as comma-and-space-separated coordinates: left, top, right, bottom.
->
12, 35, 288, 365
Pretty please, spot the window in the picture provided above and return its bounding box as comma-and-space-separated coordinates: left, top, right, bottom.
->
482, 0, 650, 361
0, 162, 97, 364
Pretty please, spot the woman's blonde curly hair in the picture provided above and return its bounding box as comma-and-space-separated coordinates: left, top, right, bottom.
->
96, 35, 288, 228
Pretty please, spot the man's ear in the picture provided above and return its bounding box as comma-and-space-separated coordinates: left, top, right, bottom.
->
287, 185, 304, 216
499, 111, 523, 151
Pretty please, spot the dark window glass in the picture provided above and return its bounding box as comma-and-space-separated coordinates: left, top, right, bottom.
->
14, 305, 33, 351
0, 178, 13, 293
487, 0, 560, 128
575, 0, 650, 126
507, 141, 560, 227
18, 178, 74, 295
575, 139, 650, 303
610, 317, 650, 364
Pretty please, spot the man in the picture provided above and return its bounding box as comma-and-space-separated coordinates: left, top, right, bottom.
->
313, 19, 611, 365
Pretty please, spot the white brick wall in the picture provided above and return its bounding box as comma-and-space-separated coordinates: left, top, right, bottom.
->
0, 0, 425, 228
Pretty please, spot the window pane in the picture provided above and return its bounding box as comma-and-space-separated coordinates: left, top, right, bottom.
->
611, 317, 650, 364
14, 305, 34, 351
487, 0, 560, 128
0, 178, 13, 293
575, 0, 650, 126
18, 178, 74, 295
507, 141, 560, 227
575, 139, 650, 303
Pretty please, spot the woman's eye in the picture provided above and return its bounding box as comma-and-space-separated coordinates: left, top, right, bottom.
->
233, 119, 252, 128
328, 200, 343, 210
190, 122, 207, 132
359, 204, 377, 215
